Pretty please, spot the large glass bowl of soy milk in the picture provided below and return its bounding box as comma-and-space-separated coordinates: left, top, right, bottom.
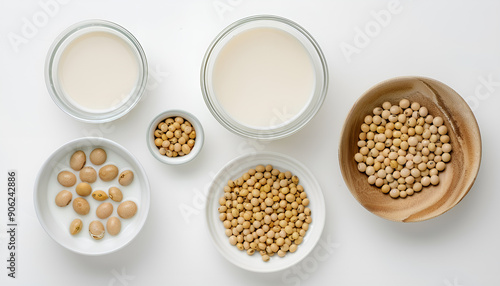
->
201, 15, 328, 140
45, 20, 148, 123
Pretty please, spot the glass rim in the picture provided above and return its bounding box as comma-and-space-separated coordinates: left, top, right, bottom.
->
45, 19, 148, 123
200, 15, 329, 140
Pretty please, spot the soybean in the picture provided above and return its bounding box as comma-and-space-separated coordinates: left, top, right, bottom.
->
153, 116, 196, 157
99, 165, 119, 181
69, 219, 83, 235
96, 202, 113, 219
55, 190, 72, 207
218, 165, 311, 262
89, 221, 105, 240
106, 217, 121, 236
79, 166, 97, 183
73, 197, 90, 215
108, 187, 123, 202
92, 190, 108, 201
57, 171, 76, 187
355, 99, 452, 199
70, 151, 86, 171
117, 201, 137, 219
89, 148, 107, 165
118, 170, 134, 186
75, 182, 92, 197
55, 147, 138, 241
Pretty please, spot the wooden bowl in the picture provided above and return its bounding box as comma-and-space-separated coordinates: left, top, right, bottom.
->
339, 77, 482, 222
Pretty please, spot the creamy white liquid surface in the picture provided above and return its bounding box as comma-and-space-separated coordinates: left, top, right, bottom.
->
212, 27, 315, 128
58, 31, 139, 112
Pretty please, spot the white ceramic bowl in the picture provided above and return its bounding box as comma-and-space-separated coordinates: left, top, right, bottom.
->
206, 151, 325, 272
34, 137, 150, 255
147, 110, 204, 165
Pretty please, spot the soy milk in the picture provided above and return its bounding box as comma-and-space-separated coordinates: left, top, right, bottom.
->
212, 27, 315, 128
58, 31, 139, 112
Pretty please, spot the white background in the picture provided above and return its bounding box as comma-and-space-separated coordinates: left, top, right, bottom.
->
1, 0, 499, 285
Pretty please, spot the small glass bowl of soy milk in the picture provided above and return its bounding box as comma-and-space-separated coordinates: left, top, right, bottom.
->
45, 20, 148, 123
201, 15, 328, 140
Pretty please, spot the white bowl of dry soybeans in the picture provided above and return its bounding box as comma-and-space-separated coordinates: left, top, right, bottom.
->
147, 110, 204, 165
206, 152, 325, 272
339, 77, 481, 222
34, 137, 151, 255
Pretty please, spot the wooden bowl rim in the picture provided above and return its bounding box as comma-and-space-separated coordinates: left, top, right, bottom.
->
338, 76, 482, 222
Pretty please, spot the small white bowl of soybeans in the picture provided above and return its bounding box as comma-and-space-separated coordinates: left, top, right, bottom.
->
339, 76, 481, 222
147, 110, 204, 165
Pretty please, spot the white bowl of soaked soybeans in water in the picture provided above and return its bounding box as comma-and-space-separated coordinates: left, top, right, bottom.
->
206, 152, 325, 272
339, 77, 481, 222
34, 137, 150, 255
